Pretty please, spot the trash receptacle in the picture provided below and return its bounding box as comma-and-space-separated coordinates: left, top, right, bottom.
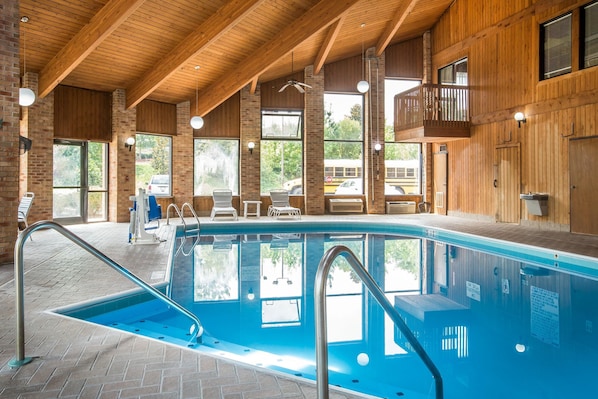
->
520, 193, 548, 216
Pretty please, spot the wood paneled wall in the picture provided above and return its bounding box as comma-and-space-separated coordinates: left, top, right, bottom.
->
431, 0, 598, 229
136, 99, 177, 134
385, 37, 423, 79
324, 54, 362, 92
54, 85, 111, 141
196, 92, 240, 138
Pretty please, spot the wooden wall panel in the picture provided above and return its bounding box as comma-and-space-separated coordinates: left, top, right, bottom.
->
324, 54, 362, 92
432, 0, 598, 229
196, 92, 240, 138
261, 72, 304, 109
385, 38, 423, 79
136, 100, 177, 135
54, 85, 111, 141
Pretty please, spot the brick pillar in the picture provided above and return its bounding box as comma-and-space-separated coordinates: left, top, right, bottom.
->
304, 65, 325, 215
365, 48, 386, 214
23, 72, 54, 223
173, 102, 194, 214
110, 89, 136, 222
240, 85, 261, 203
0, 2, 20, 262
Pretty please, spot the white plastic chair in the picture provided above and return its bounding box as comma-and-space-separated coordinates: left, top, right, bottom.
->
268, 190, 301, 219
210, 189, 238, 220
18, 192, 35, 239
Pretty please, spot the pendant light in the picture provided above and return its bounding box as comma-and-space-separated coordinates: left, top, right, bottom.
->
356, 23, 370, 94
19, 16, 36, 107
190, 65, 204, 129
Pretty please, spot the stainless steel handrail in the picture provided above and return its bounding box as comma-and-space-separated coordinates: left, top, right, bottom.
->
9, 220, 204, 368
314, 245, 443, 399
166, 202, 200, 237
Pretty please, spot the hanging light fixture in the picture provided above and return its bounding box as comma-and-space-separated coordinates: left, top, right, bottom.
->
190, 65, 204, 129
19, 16, 36, 107
356, 23, 370, 94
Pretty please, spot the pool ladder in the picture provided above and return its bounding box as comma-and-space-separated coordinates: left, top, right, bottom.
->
166, 202, 200, 236
315, 245, 444, 399
9, 220, 204, 368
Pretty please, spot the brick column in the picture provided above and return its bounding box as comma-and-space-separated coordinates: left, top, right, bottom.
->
304, 65, 325, 215
240, 85, 261, 203
110, 89, 136, 222
0, 2, 20, 262
365, 48, 386, 214
173, 102, 194, 214
22, 72, 54, 223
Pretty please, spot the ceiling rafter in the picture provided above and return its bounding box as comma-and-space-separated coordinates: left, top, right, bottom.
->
194, 0, 361, 116
375, 0, 419, 56
37, 0, 147, 99
313, 16, 345, 75
125, 0, 265, 109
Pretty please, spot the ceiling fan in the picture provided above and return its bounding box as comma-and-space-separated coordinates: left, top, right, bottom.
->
279, 52, 312, 93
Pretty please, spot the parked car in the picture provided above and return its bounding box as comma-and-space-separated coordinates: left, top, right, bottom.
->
147, 174, 170, 195
334, 178, 405, 195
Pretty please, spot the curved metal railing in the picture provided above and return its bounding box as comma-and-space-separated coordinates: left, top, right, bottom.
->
9, 220, 203, 368
314, 245, 444, 399
166, 202, 200, 236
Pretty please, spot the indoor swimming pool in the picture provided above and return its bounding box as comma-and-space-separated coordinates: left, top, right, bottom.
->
54, 221, 598, 399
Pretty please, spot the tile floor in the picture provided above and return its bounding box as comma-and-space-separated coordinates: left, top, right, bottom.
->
1, 214, 597, 398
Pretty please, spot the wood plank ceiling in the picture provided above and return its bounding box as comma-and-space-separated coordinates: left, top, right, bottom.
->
19, 0, 454, 116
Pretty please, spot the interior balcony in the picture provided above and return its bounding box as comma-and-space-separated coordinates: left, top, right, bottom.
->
394, 84, 470, 143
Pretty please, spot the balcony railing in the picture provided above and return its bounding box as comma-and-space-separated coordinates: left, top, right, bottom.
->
394, 84, 470, 142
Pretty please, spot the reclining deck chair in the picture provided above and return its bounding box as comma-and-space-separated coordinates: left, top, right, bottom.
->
268, 190, 301, 219
210, 189, 238, 220
17, 192, 35, 239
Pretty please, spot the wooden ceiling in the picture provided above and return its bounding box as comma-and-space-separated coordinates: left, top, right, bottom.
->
19, 0, 454, 116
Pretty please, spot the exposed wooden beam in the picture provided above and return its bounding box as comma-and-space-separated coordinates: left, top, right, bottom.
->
37, 0, 146, 99
314, 17, 345, 75
196, 0, 361, 116
375, 0, 418, 57
249, 77, 259, 94
126, 0, 264, 109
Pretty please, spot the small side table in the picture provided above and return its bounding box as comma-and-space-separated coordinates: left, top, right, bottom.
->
243, 200, 262, 218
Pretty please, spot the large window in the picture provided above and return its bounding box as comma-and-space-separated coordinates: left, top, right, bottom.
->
541, 14, 572, 79
260, 110, 303, 195
324, 94, 364, 195
194, 139, 239, 195
384, 80, 421, 195
583, 1, 598, 68
134, 134, 172, 196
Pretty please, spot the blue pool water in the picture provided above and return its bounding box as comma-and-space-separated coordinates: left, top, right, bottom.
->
55, 221, 598, 399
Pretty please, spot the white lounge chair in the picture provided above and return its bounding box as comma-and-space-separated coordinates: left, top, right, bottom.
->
18, 192, 35, 239
210, 189, 238, 220
268, 190, 301, 219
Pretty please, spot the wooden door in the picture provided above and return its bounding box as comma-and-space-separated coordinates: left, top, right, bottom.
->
433, 151, 448, 215
570, 137, 598, 234
495, 145, 520, 223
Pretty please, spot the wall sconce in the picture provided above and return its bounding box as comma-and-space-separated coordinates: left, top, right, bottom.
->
124, 136, 135, 151
248, 141, 255, 154
374, 143, 382, 156
514, 112, 526, 128
247, 288, 255, 301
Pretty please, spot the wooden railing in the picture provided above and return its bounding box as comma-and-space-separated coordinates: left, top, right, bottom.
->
394, 84, 470, 132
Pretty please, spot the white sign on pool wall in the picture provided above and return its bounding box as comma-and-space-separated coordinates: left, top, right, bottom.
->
466, 281, 481, 301
530, 285, 560, 348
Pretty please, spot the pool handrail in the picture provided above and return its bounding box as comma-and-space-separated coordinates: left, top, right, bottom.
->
166, 202, 200, 237
9, 220, 204, 368
314, 245, 444, 399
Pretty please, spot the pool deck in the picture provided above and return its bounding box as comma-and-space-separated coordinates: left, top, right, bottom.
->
1, 214, 597, 398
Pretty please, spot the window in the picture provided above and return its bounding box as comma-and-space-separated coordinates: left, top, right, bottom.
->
583, 1, 598, 68
324, 93, 364, 195
541, 14, 572, 79
260, 110, 303, 195
384, 80, 421, 195
194, 139, 239, 195
439, 58, 468, 85
134, 133, 172, 196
